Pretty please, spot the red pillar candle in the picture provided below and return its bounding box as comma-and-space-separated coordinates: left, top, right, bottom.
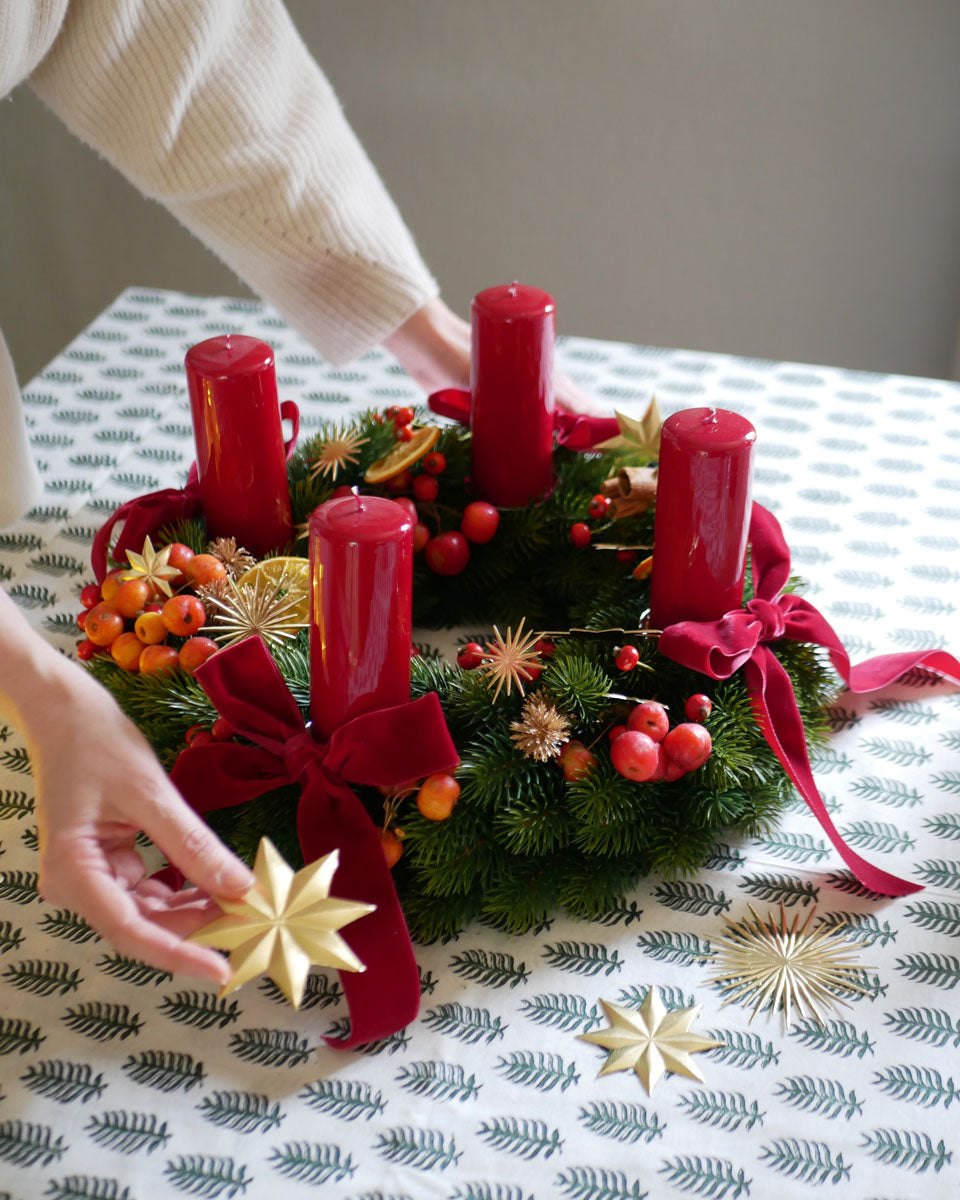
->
649, 407, 756, 629
470, 283, 556, 507
185, 335, 294, 557
309, 494, 413, 740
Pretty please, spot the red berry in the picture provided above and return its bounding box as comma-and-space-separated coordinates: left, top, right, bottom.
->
178, 636, 219, 675
189, 730, 214, 748
610, 730, 660, 781
608, 724, 627, 742
211, 717, 235, 742
413, 474, 439, 503
569, 522, 591, 548
185, 723, 208, 746
394, 406, 415, 427
684, 693, 713, 723
332, 484, 356, 499
616, 549, 637, 565
615, 644, 639, 672
425, 531, 470, 575
457, 641, 484, 670
663, 722, 712, 770
385, 405, 399, 419
76, 639, 95, 661
423, 451, 446, 475
628, 701, 669, 743
524, 663, 542, 684
534, 639, 556, 657
393, 497, 418, 524
80, 584, 101, 610
165, 542, 196, 585
76, 610, 87, 631
416, 773, 460, 821
410, 644, 421, 658
460, 501, 499, 544
384, 468, 413, 493
588, 494, 610, 519
663, 755, 687, 781
558, 740, 597, 781
394, 425, 413, 443
413, 522, 430, 553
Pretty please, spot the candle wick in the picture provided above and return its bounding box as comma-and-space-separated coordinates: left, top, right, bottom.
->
507, 280, 519, 298
703, 407, 718, 425
350, 487, 364, 513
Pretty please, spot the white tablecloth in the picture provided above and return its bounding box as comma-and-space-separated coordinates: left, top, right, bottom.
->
1, 288, 959, 1200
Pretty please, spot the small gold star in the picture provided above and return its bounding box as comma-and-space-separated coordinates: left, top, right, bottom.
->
510, 694, 571, 761
707, 903, 870, 1026
124, 535, 181, 598
308, 425, 369, 482
478, 618, 543, 703
205, 570, 308, 647
579, 990, 722, 1096
593, 397, 662, 458
188, 837, 375, 1009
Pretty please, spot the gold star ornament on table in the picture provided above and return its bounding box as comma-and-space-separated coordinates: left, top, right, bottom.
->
592, 396, 662, 458
308, 424, 369, 482
579, 990, 722, 1096
124, 535, 181, 598
188, 837, 374, 1009
706, 903, 870, 1026
479, 618, 544, 702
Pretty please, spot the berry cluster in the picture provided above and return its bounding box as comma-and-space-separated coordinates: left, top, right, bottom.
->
76, 544, 221, 676
569, 492, 637, 564
379, 772, 461, 870
558, 692, 713, 785
374, 410, 501, 577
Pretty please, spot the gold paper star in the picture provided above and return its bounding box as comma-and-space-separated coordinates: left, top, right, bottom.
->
706, 903, 870, 1026
205, 570, 308, 647
188, 837, 375, 1009
124, 535, 181, 598
593, 397, 662, 458
579, 990, 722, 1096
308, 425, 369, 482
478, 618, 543, 703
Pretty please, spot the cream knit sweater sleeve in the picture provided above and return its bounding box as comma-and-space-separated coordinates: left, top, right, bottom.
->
29, 0, 439, 365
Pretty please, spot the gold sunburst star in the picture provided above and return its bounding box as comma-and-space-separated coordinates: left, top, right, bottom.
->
204, 570, 308, 647
308, 425, 369, 482
706, 903, 870, 1026
510, 693, 571, 761
188, 837, 374, 1008
580, 990, 722, 1096
478, 618, 543, 703
593, 396, 662, 458
124, 535, 181, 598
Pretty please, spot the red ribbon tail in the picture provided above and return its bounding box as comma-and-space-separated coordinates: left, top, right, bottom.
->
297, 778, 420, 1048
745, 649, 922, 897
553, 411, 621, 450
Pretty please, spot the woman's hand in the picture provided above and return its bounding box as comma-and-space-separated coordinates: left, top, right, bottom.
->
1, 590, 253, 985
383, 296, 606, 415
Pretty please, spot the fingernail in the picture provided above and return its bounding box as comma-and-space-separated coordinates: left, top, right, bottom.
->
218, 862, 255, 895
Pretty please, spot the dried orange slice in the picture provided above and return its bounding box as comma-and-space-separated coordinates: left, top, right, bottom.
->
236, 556, 310, 624
364, 426, 441, 483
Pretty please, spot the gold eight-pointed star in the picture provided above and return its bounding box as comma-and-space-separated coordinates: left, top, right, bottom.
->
188, 837, 374, 1009
579, 989, 722, 1096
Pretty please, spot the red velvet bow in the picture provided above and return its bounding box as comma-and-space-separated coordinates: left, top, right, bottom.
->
659, 503, 960, 897
170, 636, 459, 1046
91, 466, 202, 584
428, 387, 621, 451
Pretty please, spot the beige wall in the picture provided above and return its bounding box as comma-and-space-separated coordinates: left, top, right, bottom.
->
4, 0, 960, 383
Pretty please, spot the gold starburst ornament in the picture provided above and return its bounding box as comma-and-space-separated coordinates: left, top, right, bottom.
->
207, 537, 256, 578
510, 694, 571, 761
309, 424, 369, 482
479, 618, 543, 702
205, 566, 308, 647
579, 990, 722, 1096
124, 535, 181, 598
189, 837, 374, 1009
592, 396, 662, 458
706, 903, 869, 1025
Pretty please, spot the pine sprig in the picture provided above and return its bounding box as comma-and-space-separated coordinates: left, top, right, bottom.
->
873, 1064, 958, 1109
228, 1028, 311, 1068
477, 1116, 563, 1161
20, 1060, 106, 1104
774, 1076, 863, 1120
86, 1111, 171, 1155
0, 1119, 67, 1168
658, 1155, 751, 1198
759, 1139, 851, 1185
299, 1079, 385, 1120
267, 1142, 355, 1185
555, 1165, 647, 1199
158, 990, 241, 1030
196, 1091, 284, 1134
860, 1128, 953, 1174
396, 1060, 481, 1102
422, 1002, 507, 1044
677, 1090, 764, 1131
577, 1100, 665, 1144
495, 1051, 578, 1093
163, 1154, 251, 1197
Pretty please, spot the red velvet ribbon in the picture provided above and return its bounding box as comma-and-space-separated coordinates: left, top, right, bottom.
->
428, 387, 621, 451
170, 636, 459, 1046
91, 466, 203, 585
659, 503, 960, 896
